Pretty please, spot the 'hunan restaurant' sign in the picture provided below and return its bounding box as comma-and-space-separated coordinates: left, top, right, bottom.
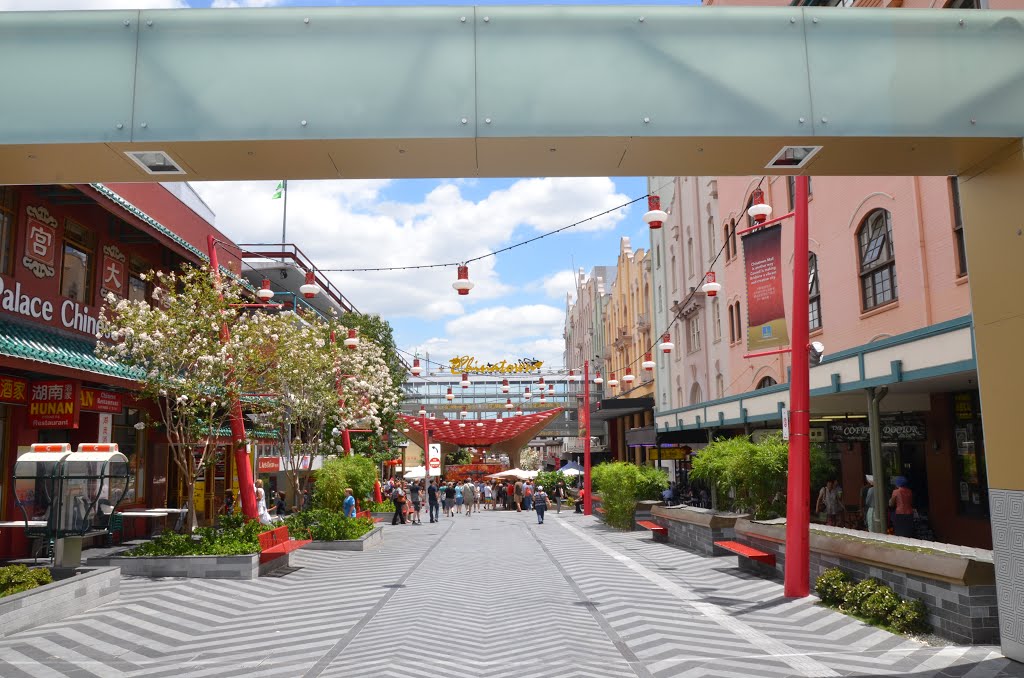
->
29, 380, 80, 429
449, 356, 544, 375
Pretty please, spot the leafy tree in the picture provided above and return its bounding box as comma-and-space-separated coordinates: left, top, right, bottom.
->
339, 311, 405, 451
314, 456, 377, 511
590, 462, 668, 529
446, 448, 471, 466
98, 265, 276, 531
519, 447, 540, 471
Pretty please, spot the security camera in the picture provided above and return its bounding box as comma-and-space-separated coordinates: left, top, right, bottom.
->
808, 341, 825, 367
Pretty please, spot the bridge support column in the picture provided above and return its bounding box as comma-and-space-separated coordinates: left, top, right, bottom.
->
960, 143, 1024, 663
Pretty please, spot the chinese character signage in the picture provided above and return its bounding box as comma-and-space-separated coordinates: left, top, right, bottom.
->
23, 206, 57, 279
28, 380, 80, 429
80, 387, 124, 413
449, 356, 544, 375
743, 224, 790, 351
100, 245, 126, 298
0, 375, 29, 405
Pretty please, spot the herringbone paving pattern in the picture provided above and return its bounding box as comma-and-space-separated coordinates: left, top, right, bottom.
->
0, 510, 1021, 677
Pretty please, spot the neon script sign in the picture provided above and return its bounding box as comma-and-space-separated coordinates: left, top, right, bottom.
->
449, 356, 543, 375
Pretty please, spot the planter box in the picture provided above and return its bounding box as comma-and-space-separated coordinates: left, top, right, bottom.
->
371, 512, 393, 523
0, 566, 119, 638
304, 525, 384, 552
651, 505, 747, 556
733, 519, 999, 645
88, 551, 291, 579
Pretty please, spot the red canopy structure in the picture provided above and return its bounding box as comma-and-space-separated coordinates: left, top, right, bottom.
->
399, 408, 563, 468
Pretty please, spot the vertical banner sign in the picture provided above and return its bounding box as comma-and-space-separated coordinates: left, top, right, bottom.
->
743, 225, 790, 351
28, 380, 80, 428
98, 413, 113, 443
782, 407, 790, 441
428, 443, 442, 477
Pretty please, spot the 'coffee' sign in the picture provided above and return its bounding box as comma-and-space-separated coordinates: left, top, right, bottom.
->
29, 380, 80, 429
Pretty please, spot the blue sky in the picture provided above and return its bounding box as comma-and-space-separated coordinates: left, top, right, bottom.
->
2, 0, 676, 369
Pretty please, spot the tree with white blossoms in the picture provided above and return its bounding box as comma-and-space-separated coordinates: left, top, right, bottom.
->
520, 447, 541, 471
97, 265, 277, 531
248, 311, 399, 505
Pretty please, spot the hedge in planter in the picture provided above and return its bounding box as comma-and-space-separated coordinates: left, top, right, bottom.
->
591, 462, 668, 530
284, 509, 374, 541
814, 568, 929, 635
0, 565, 52, 599
126, 515, 272, 557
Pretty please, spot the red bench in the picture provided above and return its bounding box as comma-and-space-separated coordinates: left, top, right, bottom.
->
594, 506, 606, 515
713, 540, 775, 565
258, 525, 312, 564
637, 520, 668, 541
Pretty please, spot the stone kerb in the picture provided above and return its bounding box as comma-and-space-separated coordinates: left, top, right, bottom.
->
651, 505, 747, 556
305, 525, 384, 552
88, 552, 270, 580
733, 519, 999, 645
0, 567, 120, 638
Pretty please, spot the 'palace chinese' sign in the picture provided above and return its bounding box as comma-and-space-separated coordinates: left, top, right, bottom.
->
28, 380, 80, 429
0, 375, 29, 405
449, 356, 544, 375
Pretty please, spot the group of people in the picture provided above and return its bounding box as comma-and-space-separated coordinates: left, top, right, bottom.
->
817, 474, 916, 537
376, 477, 577, 525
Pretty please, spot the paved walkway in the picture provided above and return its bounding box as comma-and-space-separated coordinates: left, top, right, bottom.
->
1, 510, 1021, 677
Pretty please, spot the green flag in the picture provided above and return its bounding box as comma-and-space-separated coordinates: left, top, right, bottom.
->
272, 181, 284, 199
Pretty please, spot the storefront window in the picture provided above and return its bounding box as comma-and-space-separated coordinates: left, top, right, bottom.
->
128, 257, 150, 303
114, 409, 145, 505
952, 391, 988, 517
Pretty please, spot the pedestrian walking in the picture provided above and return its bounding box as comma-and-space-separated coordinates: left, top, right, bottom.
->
863, 475, 877, 532
409, 480, 423, 524
463, 479, 476, 516
444, 482, 457, 517
889, 476, 914, 537
391, 482, 407, 525
523, 481, 534, 511
514, 480, 524, 512
428, 479, 440, 523
816, 479, 843, 526
343, 487, 356, 518
534, 485, 549, 524
255, 479, 275, 525
553, 481, 567, 513
455, 481, 464, 514
483, 481, 493, 509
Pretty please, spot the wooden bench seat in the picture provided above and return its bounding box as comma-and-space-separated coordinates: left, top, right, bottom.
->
594, 507, 606, 515
258, 525, 312, 564
637, 520, 668, 541
713, 540, 775, 565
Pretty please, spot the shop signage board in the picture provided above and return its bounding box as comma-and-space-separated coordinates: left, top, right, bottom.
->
80, 388, 123, 413
448, 356, 544, 375
257, 457, 281, 473
743, 224, 790, 351
0, 374, 29, 405
827, 415, 926, 443
98, 413, 113, 443
28, 380, 80, 428
446, 463, 504, 478
427, 443, 441, 476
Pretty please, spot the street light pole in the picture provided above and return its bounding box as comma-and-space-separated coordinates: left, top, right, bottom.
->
583, 359, 592, 516
784, 175, 811, 598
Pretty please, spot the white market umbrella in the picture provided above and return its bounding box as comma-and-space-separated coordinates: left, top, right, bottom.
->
403, 466, 426, 479
559, 467, 581, 476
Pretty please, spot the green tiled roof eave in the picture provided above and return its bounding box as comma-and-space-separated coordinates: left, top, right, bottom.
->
89, 183, 255, 292
0, 318, 144, 382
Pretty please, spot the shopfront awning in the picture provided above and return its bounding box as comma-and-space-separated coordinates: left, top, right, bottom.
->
590, 397, 654, 422
0, 316, 140, 384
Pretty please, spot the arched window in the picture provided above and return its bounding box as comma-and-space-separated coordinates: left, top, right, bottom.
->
657, 285, 663, 313
857, 209, 897, 310
656, 244, 661, 268
734, 301, 743, 343
728, 304, 736, 343
671, 254, 678, 291
809, 252, 822, 331
707, 217, 716, 262
676, 386, 683, 406
687, 235, 695, 277
723, 223, 732, 261
729, 219, 737, 258
715, 373, 725, 399
756, 376, 778, 390
712, 297, 721, 342
690, 382, 703, 405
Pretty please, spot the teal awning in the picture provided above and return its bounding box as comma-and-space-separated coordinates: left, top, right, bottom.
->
0, 317, 140, 381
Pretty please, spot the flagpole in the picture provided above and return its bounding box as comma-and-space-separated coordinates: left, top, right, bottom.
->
281, 179, 288, 247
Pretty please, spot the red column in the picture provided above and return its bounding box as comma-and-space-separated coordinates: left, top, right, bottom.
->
784, 176, 811, 598
583, 360, 592, 516
208, 235, 257, 520
342, 429, 352, 455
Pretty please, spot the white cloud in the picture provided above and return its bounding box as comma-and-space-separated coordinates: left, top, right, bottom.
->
210, 0, 279, 7
537, 270, 578, 302
410, 304, 567, 369
0, 0, 185, 7
190, 177, 628, 322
